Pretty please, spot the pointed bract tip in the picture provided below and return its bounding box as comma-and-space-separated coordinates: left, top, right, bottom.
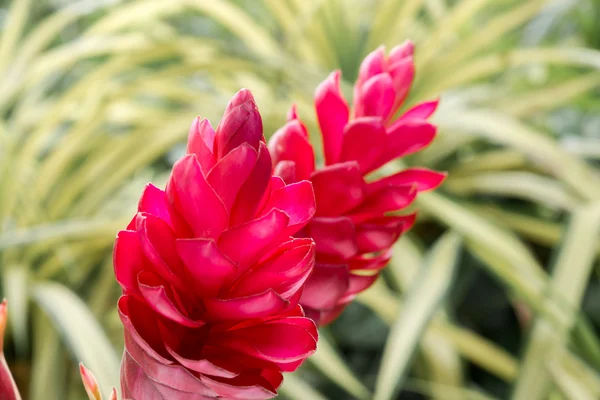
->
80, 363, 102, 400
227, 88, 257, 111
108, 387, 118, 400
389, 39, 415, 61
287, 104, 298, 121
330, 70, 341, 86
315, 70, 344, 102
214, 88, 263, 158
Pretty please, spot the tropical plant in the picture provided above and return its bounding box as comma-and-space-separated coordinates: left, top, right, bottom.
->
1, 0, 600, 399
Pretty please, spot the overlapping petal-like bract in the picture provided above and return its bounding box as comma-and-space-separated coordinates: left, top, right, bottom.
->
269, 42, 445, 325
114, 90, 318, 399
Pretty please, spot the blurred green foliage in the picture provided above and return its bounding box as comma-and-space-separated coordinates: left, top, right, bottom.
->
2, 0, 600, 399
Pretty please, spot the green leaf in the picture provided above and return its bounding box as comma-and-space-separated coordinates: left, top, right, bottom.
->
279, 373, 328, 400
373, 232, 462, 400
444, 172, 581, 211
512, 203, 600, 400
435, 108, 600, 202
32, 283, 119, 398
549, 360, 596, 400
307, 331, 370, 399
29, 310, 66, 400
2, 265, 28, 355
358, 283, 519, 382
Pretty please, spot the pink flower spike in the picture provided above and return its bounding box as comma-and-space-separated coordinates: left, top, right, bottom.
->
114, 89, 317, 399
271, 42, 444, 326
0, 300, 22, 400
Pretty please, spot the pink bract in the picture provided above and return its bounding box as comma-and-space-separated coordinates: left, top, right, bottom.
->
114, 90, 318, 399
269, 42, 445, 325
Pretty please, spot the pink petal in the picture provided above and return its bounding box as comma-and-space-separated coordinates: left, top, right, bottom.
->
118, 295, 172, 363
315, 71, 349, 165
166, 348, 239, 379
219, 209, 289, 266
207, 143, 258, 212
349, 249, 393, 271
214, 89, 263, 159
315, 304, 346, 326
166, 154, 228, 239
268, 119, 315, 181
231, 240, 315, 298
338, 273, 379, 303
269, 176, 286, 192
187, 117, 216, 172
300, 263, 349, 309
339, 117, 387, 173
349, 185, 417, 223
368, 168, 447, 194
114, 230, 146, 296
399, 99, 439, 122
137, 184, 191, 235
176, 238, 237, 297
371, 120, 436, 171
204, 290, 290, 321
138, 271, 204, 328
287, 104, 299, 121
121, 345, 218, 400
135, 213, 184, 287
355, 214, 416, 253
220, 318, 317, 362
199, 374, 277, 400
261, 180, 316, 235
387, 57, 415, 119
355, 46, 386, 91
310, 161, 365, 217
388, 40, 414, 63
272, 160, 296, 184
230, 142, 272, 226
305, 217, 358, 259
355, 73, 395, 120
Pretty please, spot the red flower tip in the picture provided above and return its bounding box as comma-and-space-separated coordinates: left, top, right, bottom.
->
315, 70, 349, 165
214, 88, 263, 159
287, 104, 299, 121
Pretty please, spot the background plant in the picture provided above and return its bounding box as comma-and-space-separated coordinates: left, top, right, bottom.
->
2, 0, 600, 399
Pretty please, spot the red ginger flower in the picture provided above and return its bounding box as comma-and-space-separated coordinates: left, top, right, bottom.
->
269, 41, 445, 325
114, 89, 318, 399
0, 300, 22, 400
